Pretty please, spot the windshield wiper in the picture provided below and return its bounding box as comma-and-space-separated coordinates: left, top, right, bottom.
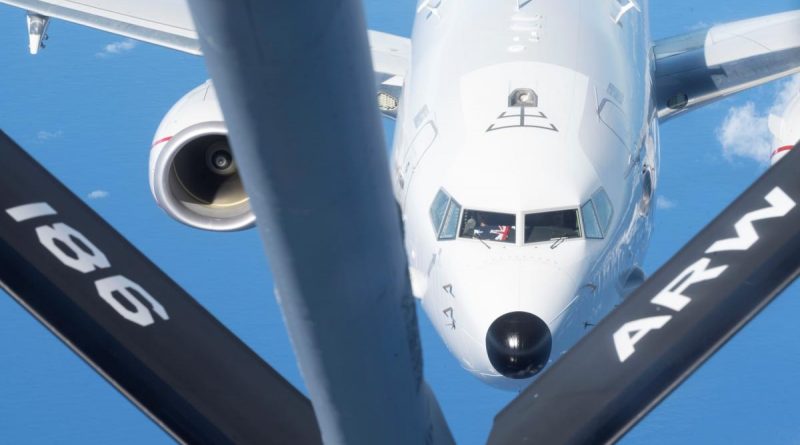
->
473, 235, 491, 249
550, 236, 567, 249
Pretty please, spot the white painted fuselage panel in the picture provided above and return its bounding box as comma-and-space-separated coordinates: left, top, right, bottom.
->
394, 0, 656, 390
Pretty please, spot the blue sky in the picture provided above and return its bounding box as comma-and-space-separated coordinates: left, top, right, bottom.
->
0, 1, 798, 443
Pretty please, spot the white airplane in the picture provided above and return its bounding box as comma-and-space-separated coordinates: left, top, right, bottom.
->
770, 88, 800, 165
3, 0, 800, 393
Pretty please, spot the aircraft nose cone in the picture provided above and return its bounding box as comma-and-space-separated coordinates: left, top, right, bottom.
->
486, 311, 552, 379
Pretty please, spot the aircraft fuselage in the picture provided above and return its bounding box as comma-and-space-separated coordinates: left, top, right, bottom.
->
392, 0, 659, 390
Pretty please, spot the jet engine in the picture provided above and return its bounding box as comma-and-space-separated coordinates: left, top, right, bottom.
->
149, 81, 254, 231
769, 89, 799, 166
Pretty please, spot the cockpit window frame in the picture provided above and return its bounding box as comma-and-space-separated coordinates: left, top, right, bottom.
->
429, 188, 462, 241
522, 207, 584, 245
581, 200, 603, 239
592, 188, 614, 235
458, 209, 518, 244
432, 198, 607, 246
580, 188, 614, 240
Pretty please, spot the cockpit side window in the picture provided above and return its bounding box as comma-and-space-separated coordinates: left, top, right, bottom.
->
592, 188, 614, 235
430, 190, 449, 233
429, 189, 462, 240
581, 201, 603, 239
524, 209, 581, 243
581, 189, 613, 239
459, 210, 516, 243
440, 199, 461, 239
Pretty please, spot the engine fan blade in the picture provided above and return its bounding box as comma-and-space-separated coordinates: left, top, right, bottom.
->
0, 131, 321, 445
186, 0, 453, 443
488, 143, 800, 445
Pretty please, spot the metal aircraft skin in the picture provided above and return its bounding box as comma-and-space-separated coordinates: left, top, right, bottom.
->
397, 0, 656, 390
389, 2, 799, 390
3, 0, 800, 391
770, 90, 800, 165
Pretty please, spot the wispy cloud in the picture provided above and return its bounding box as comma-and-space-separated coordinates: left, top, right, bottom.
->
87, 190, 109, 200
656, 196, 676, 210
96, 39, 137, 57
716, 75, 800, 165
36, 130, 62, 141
716, 102, 771, 164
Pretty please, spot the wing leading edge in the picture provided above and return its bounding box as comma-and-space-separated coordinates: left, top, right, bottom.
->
3, 0, 201, 54
654, 10, 800, 121
0, 0, 410, 117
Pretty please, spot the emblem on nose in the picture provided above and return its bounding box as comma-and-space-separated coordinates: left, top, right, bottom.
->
486, 311, 552, 379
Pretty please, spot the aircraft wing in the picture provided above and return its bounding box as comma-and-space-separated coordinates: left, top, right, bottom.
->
654, 10, 800, 121
2, 0, 200, 54
0, 0, 410, 116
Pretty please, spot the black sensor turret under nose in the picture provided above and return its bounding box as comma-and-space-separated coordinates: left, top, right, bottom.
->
486, 311, 552, 379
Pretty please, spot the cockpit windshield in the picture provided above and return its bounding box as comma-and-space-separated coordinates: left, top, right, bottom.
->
524, 209, 581, 243
459, 210, 516, 243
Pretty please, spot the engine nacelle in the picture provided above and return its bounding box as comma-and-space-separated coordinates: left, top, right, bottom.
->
149, 81, 254, 231
769, 89, 799, 166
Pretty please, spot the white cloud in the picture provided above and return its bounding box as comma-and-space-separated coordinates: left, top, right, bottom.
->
656, 196, 676, 210
87, 190, 109, 199
716, 102, 771, 164
36, 130, 62, 141
716, 75, 800, 165
774, 74, 800, 112
96, 39, 137, 57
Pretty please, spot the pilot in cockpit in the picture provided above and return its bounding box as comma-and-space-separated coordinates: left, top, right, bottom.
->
463, 211, 514, 242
